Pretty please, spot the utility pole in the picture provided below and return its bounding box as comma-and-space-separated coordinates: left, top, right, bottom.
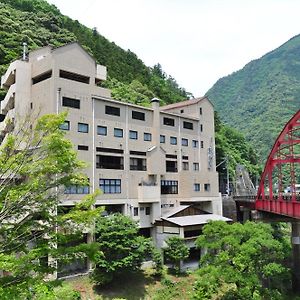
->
226, 156, 230, 196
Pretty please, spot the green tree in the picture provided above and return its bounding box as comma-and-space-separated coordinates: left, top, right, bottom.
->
0, 113, 100, 299
193, 221, 291, 299
164, 236, 189, 273
91, 213, 155, 286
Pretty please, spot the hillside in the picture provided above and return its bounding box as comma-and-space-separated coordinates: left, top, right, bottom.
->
0, 0, 259, 176
206, 35, 300, 162
0, 0, 188, 105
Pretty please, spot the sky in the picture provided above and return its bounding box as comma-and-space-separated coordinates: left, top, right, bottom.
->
47, 0, 300, 97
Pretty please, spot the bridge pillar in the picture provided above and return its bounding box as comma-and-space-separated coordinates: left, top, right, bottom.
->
292, 222, 300, 293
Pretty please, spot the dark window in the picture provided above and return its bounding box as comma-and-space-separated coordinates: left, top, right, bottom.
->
183, 121, 193, 130
129, 130, 138, 140
96, 155, 124, 170
60, 70, 89, 84
200, 107, 202, 115
129, 150, 146, 156
200, 124, 203, 132
182, 156, 189, 160
201, 141, 204, 148
166, 154, 177, 159
134, 207, 139, 216
78, 123, 89, 133
182, 138, 188, 146
193, 162, 199, 171
65, 180, 90, 194
182, 162, 189, 170
30, 102, 33, 109
144, 133, 152, 141
114, 128, 123, 138
192, 140, 199, 148
32, 70, 52, 85
106, 105, 120, 116
194, 183, 200, 191
161, 180, 178, 194
59, 121, 70, 131
97, 126, 107, 136
100, 179, 121, 194
132, 110, 145, 121
170, 136, 177, 145
204, 183, 211, 192
166, 160, 178, 172
163, 117, 175, 126
130, 157, 147, 171
78, 145, 88, 151
145, 207, 151, 215
160, 135, 165, 143
96, 147, 124, 154
62, 97, 80, 109
180, 109, 184, 113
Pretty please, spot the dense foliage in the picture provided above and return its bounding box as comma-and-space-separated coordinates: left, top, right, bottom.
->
194, 221, 291, 299
0, 113, 100, 299
91, 213, 161, 286
206, 35, 300, 162
0, 0, 187, 104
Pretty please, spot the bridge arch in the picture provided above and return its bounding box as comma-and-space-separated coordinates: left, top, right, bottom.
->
256, 109, 300, 218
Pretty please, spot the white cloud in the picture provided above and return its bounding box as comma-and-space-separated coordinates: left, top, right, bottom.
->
48, 0, 300, 96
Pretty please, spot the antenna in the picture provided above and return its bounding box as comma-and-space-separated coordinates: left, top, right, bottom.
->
22, 42, 27, 61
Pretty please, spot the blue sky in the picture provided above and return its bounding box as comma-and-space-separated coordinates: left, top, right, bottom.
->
48, 0, 300, 96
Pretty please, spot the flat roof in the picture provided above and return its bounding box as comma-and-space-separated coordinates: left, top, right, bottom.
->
162, 214, 232, 227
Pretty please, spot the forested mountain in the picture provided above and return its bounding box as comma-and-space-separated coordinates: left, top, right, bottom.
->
0, 0, 259, 176
0, 0, 188, 105
206, 35, 300, 162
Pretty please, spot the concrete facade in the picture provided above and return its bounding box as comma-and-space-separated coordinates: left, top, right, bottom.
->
1, 42, 222, 243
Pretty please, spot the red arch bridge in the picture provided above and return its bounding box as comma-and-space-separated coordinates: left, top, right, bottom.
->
233, 109, 300, 292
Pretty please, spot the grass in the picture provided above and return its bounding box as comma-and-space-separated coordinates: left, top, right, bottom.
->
65, 268, 196, 300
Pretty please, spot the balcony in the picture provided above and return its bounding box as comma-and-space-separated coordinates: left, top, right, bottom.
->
95, 64, 107, 83
1, 84, 15, 114
138, 183, 160, 203
1, 61, 17, 89
0, 109, 15, 136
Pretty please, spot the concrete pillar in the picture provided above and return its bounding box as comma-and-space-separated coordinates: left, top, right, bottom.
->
291, 221, 300, 293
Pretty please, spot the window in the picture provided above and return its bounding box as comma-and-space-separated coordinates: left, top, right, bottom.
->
62, 97, 80, 109
183, 121, 193, 130
129, 130, 138, 140
78, 123, 89, 133
129, 151, 146, 156
192, 140, 199, 148
200, 124, 203, 132
30, 102, 33, 109
182, 162, 189, 170
182, 155, 188, 160
65, 179, 90, 194
145, 207, 151, 215
161, 180, 178, 194
130, 157, 147, 171
166, 161, 177, 172
201, 141, 204, 148
78, 145, 88, 151
96, 155, 124, 169
194, 183, 200, 191
114, 128, 123, 138
60, 70, 89, 84
204, 183, 211, 192
200, 107, 202, 115
32, 70, 52, 85
59, 121, 70, 131
144, 132, 152, 141
105, 105, 120, 116
180, 109, 184, 113
182, 138, 188, 146
163, 117, 175, 126
166, 154, 177, 159
97, 126, 107, 136
134, 207, 139, 216
96, 147, 124, 154
132, 110, 145, 121
170, 136, 177, 145
160, 135, 165, 143
193, 162, 199, 171
100, 179, 121, 194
